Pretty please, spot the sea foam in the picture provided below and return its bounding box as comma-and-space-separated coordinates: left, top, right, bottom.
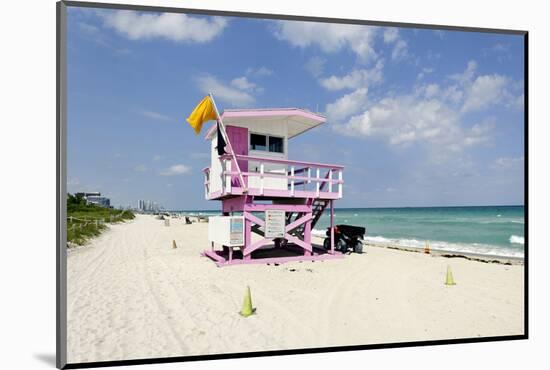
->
311, 229, 327, 237
510, 235, 525, 245
364, 235, 524, 259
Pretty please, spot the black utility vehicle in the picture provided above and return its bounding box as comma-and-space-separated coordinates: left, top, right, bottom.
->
323, 224, 366, 254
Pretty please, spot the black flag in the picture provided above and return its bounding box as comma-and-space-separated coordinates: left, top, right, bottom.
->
215, 121, 227, 156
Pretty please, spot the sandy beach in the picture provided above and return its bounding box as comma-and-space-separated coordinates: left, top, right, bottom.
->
67, 214, 524, 364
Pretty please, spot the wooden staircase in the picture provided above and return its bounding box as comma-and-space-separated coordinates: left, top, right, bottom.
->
286, 198, 330, 238
286, 170, 331, 238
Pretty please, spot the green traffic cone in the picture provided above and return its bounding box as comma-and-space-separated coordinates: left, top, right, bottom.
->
239, 286, 255, 317
445, 265, 456, 286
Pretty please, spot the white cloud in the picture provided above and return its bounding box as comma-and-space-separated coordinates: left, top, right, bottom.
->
196, 75, 255, 106
245, 67, 273, 77
339, 94, 462, 147
319, 60, 384, 91
433, 30, 445, 39
272, 20, 378, 62
441, 84, 464, 105
512, 93, 525, 110
492, 43, 510, 52
391, 39, 408, 60
77, 20, 111, 47
326, 88, 368, 122
140, 110, 173, 122
463, 119, 495, 147
461, 74, 509, 113
230, 77, 257, 91
160, 164, 191, 176
383, 28, 399, 43
325, 61, 521, 153
417, 83, 440, 99
102, 11, 227, 43
332, 84, 495, 152
79, 22, 100, 35
305, 56, 326, 77
382, 27, 408, 61
417, 67, 434, 80
445, 60, 521, 113
426, 50, 442, 61
451, 60, 478, 85
153, 155, 162, 161
67, 178, 80, 186
492, 156, 524, 169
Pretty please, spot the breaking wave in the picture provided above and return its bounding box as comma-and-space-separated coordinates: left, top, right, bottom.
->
509, 235, 525, 245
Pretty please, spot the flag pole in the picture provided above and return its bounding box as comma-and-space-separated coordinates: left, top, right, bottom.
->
208, 93, 248, 193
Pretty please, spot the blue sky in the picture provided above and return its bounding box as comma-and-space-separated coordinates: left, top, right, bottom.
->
66, 7, 525, 210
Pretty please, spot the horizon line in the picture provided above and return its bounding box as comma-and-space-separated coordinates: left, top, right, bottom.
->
161, 204, 525, 212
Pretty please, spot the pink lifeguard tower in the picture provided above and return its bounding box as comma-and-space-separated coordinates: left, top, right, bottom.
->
202, 108, 344, 266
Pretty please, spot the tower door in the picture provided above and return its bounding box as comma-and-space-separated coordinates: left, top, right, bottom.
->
225, 125, 248, 187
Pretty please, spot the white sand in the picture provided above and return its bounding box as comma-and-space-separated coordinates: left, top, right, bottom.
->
67, 215, 524, 364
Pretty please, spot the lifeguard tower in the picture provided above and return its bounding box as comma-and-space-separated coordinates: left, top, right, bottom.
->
202, 108, 344, 266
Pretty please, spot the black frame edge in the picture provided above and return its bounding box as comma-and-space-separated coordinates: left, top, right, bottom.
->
523, 32, 529, 339
63, 335, 527, 369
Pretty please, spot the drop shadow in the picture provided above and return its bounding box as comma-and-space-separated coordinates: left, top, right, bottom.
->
34, 353, 56, 367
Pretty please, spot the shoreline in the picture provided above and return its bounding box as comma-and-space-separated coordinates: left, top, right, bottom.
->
310, 231, 524, 264
310, 230, 524, 266
363, 243, 524, 266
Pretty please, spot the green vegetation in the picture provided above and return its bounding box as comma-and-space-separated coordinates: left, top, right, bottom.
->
67, 193, 134, 246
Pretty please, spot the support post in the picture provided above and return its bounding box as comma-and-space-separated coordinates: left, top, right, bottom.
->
330, 200, 335, 254
244, 213, 252, 260
316, 168, 320, 196
204, 171, 209, 199
304, 216, 312, 256
290, 166, 295, 196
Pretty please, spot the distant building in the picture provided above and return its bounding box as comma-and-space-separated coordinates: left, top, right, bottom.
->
87, 195, 111, 208
137, 199, 161, 212
75, 191, 100, 198
76, 192, 111, 208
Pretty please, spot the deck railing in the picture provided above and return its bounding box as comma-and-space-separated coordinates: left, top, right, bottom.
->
203, 154, 344, 199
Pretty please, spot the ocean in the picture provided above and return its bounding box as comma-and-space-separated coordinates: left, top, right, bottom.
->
176, 205, 525, 259
313, 206, 525, 259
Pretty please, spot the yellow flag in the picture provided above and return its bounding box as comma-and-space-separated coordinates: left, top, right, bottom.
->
186, 95, 218, 135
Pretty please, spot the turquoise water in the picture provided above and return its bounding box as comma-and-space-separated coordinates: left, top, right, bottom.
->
314, 206, 525, 258
175, 206, 525, 259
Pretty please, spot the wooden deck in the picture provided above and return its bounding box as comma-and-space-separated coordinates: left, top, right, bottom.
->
204, 154, 344, 201
202, 244, 344, 267
207, 187, 341, 201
